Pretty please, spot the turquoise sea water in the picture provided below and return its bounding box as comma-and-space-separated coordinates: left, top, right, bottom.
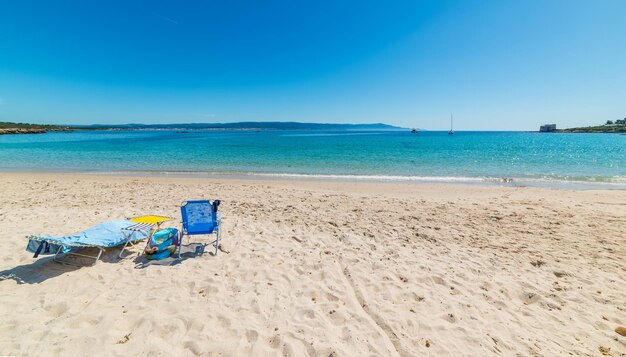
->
0, 130, 625, 185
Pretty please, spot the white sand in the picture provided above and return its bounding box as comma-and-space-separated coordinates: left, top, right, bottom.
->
0, 173, 625, 356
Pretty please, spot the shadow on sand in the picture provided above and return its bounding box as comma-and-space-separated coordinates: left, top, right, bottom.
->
0, 243, 211, 284
0, 256, 81, 285
0, 243, 214, 284
0, 246, 136, 284
133, 242, 209, 268
0, 257, 80, 284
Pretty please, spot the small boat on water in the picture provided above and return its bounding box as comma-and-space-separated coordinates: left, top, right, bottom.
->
411, 128, 418, 133
448, 114, 454, 135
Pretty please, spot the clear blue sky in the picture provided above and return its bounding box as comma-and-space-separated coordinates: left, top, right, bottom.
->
1, 0, 625, 130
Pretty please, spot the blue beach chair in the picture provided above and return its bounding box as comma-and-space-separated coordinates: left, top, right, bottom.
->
180, 200, 222, 257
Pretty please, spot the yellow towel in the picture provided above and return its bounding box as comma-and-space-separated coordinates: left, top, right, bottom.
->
130, 215, 173, 225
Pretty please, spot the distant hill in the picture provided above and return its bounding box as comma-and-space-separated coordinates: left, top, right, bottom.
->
72, 122, 405, 131
0, 121, 405, 134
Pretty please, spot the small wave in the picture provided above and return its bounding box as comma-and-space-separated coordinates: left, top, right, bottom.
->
211, 172, 626, 189
237, 172, 488, 182
73, 169, 626, 189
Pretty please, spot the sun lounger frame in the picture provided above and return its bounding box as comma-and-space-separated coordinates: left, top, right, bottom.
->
52, 244, 105, 267
51, 230, 150, 267
27, 221, 152, 267
119, 223, 153, 258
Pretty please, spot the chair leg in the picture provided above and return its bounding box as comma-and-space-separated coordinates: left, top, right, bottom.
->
215, 229, 219, 256
178, 232, 183, 258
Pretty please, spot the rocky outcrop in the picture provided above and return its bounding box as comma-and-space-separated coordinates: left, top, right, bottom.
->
0, 128, 48, 135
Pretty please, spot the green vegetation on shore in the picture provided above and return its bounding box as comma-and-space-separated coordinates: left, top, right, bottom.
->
0, 122, 72, 130
0, 122, 75, 135
558, 124, 626, 133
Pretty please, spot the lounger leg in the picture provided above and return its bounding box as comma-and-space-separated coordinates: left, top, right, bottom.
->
118, 230, 134, 259
93, 247, 104, 266
119, 230, 150, 259
53, 245, 64, 264
54, 246, 105, 267
119, 240, 131, 259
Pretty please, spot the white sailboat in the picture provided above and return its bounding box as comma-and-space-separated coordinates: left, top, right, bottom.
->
448, 114, 454, 135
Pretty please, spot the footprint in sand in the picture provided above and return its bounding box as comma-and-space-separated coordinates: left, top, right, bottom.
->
432, 276, 446, 285
328, 309, 346, 325
521, 292, 541, 305
267, 334, 282, 349
444, 313, 457, 323
325, 293, 339, 302
295, 309, 316, 321
245, 329, 259, 343
43, 301, 69, 317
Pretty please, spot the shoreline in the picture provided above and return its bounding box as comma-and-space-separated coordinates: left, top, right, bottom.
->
1, 169, 624, 190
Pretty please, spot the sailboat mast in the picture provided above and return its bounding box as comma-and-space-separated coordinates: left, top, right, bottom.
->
448, 114, 454, 135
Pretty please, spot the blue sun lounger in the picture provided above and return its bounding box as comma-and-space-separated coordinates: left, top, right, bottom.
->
180, 200, 222, 257
26, 219, 151, 266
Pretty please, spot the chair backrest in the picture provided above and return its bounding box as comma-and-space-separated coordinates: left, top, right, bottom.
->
181, 200, 216, 234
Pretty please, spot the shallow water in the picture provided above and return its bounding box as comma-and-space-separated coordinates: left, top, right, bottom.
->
0, 130, 624, 185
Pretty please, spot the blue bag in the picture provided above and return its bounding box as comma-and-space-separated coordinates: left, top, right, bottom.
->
145, 228, 179, 260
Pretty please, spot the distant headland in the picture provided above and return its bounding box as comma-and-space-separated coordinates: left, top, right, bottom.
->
538, 117, 626, 133
0, 121, 404, 135
558, 118, 626, 133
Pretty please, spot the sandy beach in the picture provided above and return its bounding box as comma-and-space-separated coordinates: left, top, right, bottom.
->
0, 172, 624, 356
